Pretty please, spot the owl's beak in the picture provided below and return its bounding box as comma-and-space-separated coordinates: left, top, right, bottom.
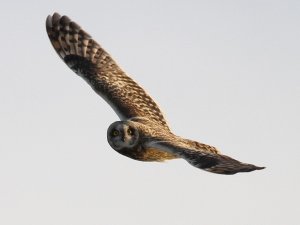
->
122, 134, 130, 144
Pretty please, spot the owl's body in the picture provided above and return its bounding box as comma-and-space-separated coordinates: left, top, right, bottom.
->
63, 46, 177, 162
46, 13, 265, 175
107, 118, 218, 162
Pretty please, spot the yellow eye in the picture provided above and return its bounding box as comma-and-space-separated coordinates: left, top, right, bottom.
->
112, 130, 119, 136
127, 129, 133, 135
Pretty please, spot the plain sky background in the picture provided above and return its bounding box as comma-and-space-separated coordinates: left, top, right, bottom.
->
0, 1, 299, 225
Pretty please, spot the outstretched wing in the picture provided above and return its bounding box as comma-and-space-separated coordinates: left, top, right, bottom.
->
46, 13, 169, 129
146, 137, 265, 175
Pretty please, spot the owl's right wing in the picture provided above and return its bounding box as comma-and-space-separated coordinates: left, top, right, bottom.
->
146, 138, 265, 175
46, 13, 169, 130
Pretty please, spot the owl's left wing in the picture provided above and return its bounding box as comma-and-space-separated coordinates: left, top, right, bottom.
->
146, 139, 265, 175
46, 13, 169, 130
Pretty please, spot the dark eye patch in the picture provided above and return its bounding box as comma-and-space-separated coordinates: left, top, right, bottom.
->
112, 129, 119, 136
127, 128, 133, 135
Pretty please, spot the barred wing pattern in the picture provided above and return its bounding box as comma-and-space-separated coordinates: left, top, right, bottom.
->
46, 13, 169, 129
148, 140, 265, 175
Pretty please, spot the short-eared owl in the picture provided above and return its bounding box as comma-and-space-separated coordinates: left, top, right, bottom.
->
46, 13, 265, 175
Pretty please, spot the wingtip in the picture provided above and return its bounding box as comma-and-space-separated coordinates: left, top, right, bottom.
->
60, 15, 71, 25
46, 15, 53, 29
46, 12, 61, 27
52, 12, 61, 21
255, 166, 266, 170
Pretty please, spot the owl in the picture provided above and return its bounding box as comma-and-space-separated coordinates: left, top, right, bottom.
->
46, 13, 265, 175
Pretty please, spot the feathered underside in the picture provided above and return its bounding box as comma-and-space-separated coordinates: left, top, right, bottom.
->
147, 138, 265, 175
181, 149, 265, 175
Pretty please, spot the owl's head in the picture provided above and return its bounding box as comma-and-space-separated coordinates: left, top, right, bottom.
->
107, 121, 140, 151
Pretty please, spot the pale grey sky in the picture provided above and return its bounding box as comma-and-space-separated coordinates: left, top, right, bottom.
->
0, 1, 299, 225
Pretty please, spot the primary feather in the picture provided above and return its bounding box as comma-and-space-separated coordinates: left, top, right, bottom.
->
46, 13, 169, 129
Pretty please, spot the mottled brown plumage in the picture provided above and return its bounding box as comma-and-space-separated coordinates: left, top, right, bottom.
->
46, 13, 168, 129
46, 13, 265, 174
